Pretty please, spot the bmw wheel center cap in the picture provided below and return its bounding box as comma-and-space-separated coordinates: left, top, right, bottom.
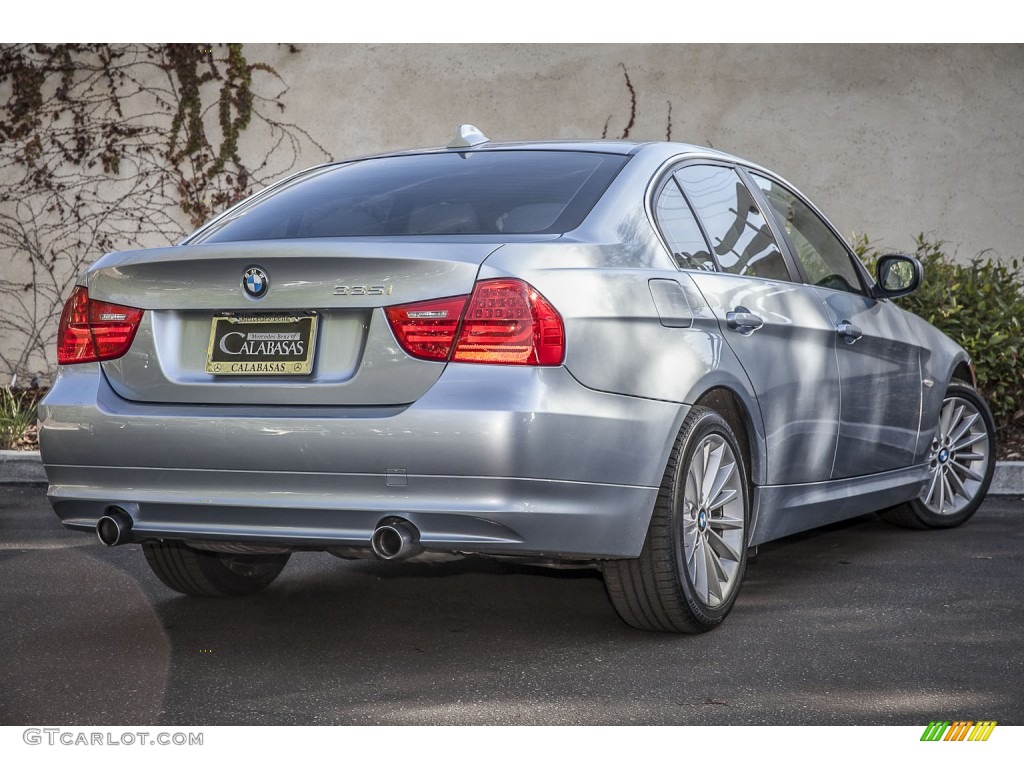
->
243, 266, 269, 298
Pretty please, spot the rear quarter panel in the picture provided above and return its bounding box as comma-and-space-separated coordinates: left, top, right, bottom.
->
481, 241, 766, 486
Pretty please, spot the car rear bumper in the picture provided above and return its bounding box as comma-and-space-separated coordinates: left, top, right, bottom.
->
40, 363, 684, 559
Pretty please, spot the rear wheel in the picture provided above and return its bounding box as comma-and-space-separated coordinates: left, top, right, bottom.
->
142, 541, 290, 597
880, 383, 995, 529
604, 406, 749, 633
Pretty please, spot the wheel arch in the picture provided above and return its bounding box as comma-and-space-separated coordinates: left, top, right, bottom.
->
920, 352, 976, 454
692, 386, 764, 488
951, 359, 974, 387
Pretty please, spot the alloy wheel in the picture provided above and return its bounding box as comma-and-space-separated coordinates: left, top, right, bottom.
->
680, 434, 746, 608
922, 395, 992, 516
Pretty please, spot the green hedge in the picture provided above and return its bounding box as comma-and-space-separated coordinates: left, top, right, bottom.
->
854, 234, 1024, 432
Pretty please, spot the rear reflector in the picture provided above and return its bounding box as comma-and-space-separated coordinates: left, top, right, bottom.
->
57, 286, 144, 365
385, 279, 565, 366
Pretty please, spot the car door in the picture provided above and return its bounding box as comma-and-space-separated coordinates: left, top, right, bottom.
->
747, 171, 923, 477
667, 163, 842, 486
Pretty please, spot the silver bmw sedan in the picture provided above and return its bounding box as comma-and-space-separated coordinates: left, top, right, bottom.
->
39, 126, 995, 633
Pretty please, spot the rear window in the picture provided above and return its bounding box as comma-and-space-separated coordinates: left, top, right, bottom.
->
193, 150, 629, 242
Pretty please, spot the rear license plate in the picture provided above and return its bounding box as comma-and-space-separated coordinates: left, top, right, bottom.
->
206, 313, 318, 376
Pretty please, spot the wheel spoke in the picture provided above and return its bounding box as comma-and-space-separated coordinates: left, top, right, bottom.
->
952, 431, 987, 452
955, 451, 985, 462
701, 442, 724, 507
937, 467, 947, 512
924, 468, 940, 508
706, 460, 737, 511
707, 526, 741, 563
704, 540, 723, 604
949, 411, 978, 444
945, 404, 965, 439
685, 539, 698, 570
711, 512, 745, 530
946, 466, 969, 499
941, 471, 956, 511
950, 459, 984, 483
938, 402, 954, 437
692, 535, 709, 602
689, 451, 704, 504
707, 485, 737, 513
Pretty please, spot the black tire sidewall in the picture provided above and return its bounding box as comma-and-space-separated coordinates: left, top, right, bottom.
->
143, 541, 290, 597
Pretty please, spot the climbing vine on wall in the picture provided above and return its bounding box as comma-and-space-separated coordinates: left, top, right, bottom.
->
0, 43, 330, 381
601, 63, 673, 142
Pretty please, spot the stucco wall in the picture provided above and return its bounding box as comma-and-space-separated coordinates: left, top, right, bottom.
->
2, 43, 1023, 380
266, 44, 1022, 257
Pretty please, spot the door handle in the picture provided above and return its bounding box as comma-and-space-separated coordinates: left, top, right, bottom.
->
726, 307, 764, 334
836, 320, 863, 343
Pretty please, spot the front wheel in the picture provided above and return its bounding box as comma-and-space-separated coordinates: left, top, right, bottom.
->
881, 383, 996, 529
603, 406, 749, 633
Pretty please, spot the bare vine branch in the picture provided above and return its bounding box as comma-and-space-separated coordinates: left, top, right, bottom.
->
601, 64, 672, 142
0, 43, 331, 382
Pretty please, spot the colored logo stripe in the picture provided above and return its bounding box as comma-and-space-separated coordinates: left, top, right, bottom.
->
968, 721, 997, 741
944, 721, 972, 741
920, 720, 996, 742
921, 721, 950, 741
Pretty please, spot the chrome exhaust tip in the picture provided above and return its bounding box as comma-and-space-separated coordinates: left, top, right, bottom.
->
370, 519, 423, 561
96, 507, 133, 547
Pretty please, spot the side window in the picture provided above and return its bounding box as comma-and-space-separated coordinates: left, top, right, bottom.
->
675, 165, 792, 282
751, 173, 865, 295
654, 178, 715, 271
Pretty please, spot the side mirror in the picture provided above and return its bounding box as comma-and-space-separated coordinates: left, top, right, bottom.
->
874, 254, 922, 299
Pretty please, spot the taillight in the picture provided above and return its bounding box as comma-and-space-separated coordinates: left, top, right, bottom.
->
385, 295, 469, 362
56, 286, 144, 365
452, 279, 564, 365
385, 279, 565, 366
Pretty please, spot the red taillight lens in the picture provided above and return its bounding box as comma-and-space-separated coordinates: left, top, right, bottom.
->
385, 279, 565, 366
385, 295, 470, 361
453, 279, 564, 365
56, 286, 95, 364
56, 286, 144, 365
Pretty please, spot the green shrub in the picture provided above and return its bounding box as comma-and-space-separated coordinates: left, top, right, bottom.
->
0, 387, 39, 450
854, 233, 1024, 432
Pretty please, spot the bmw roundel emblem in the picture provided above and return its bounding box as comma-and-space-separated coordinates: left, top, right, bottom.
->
243, 266, 269, 298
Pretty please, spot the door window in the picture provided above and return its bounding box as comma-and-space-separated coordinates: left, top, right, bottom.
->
654, 178, 715, 271
675, 165, 792, 282
750, 173, 865, 295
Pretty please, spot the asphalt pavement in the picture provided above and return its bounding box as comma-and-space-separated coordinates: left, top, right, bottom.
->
1, 483, 1021, 726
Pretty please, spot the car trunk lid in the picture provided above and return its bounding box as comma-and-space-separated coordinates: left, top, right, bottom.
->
89, 239, 505, 406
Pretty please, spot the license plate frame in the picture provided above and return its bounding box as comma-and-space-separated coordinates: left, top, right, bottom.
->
205, 312, 318, 376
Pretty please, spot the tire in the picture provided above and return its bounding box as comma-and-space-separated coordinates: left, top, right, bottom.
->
603, 406, 750, 633
142, 541, 290, 597
880, 383, 996, 529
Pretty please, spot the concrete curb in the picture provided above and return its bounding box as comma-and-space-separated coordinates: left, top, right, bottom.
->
990, 460, 1024, 496
0, 450, 47, 484
2, 450, 1023, 495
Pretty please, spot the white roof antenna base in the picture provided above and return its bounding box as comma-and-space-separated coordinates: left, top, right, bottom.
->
447, 124, 490, 149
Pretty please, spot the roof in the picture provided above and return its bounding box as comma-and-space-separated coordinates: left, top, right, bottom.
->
326, 137, 743, 167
